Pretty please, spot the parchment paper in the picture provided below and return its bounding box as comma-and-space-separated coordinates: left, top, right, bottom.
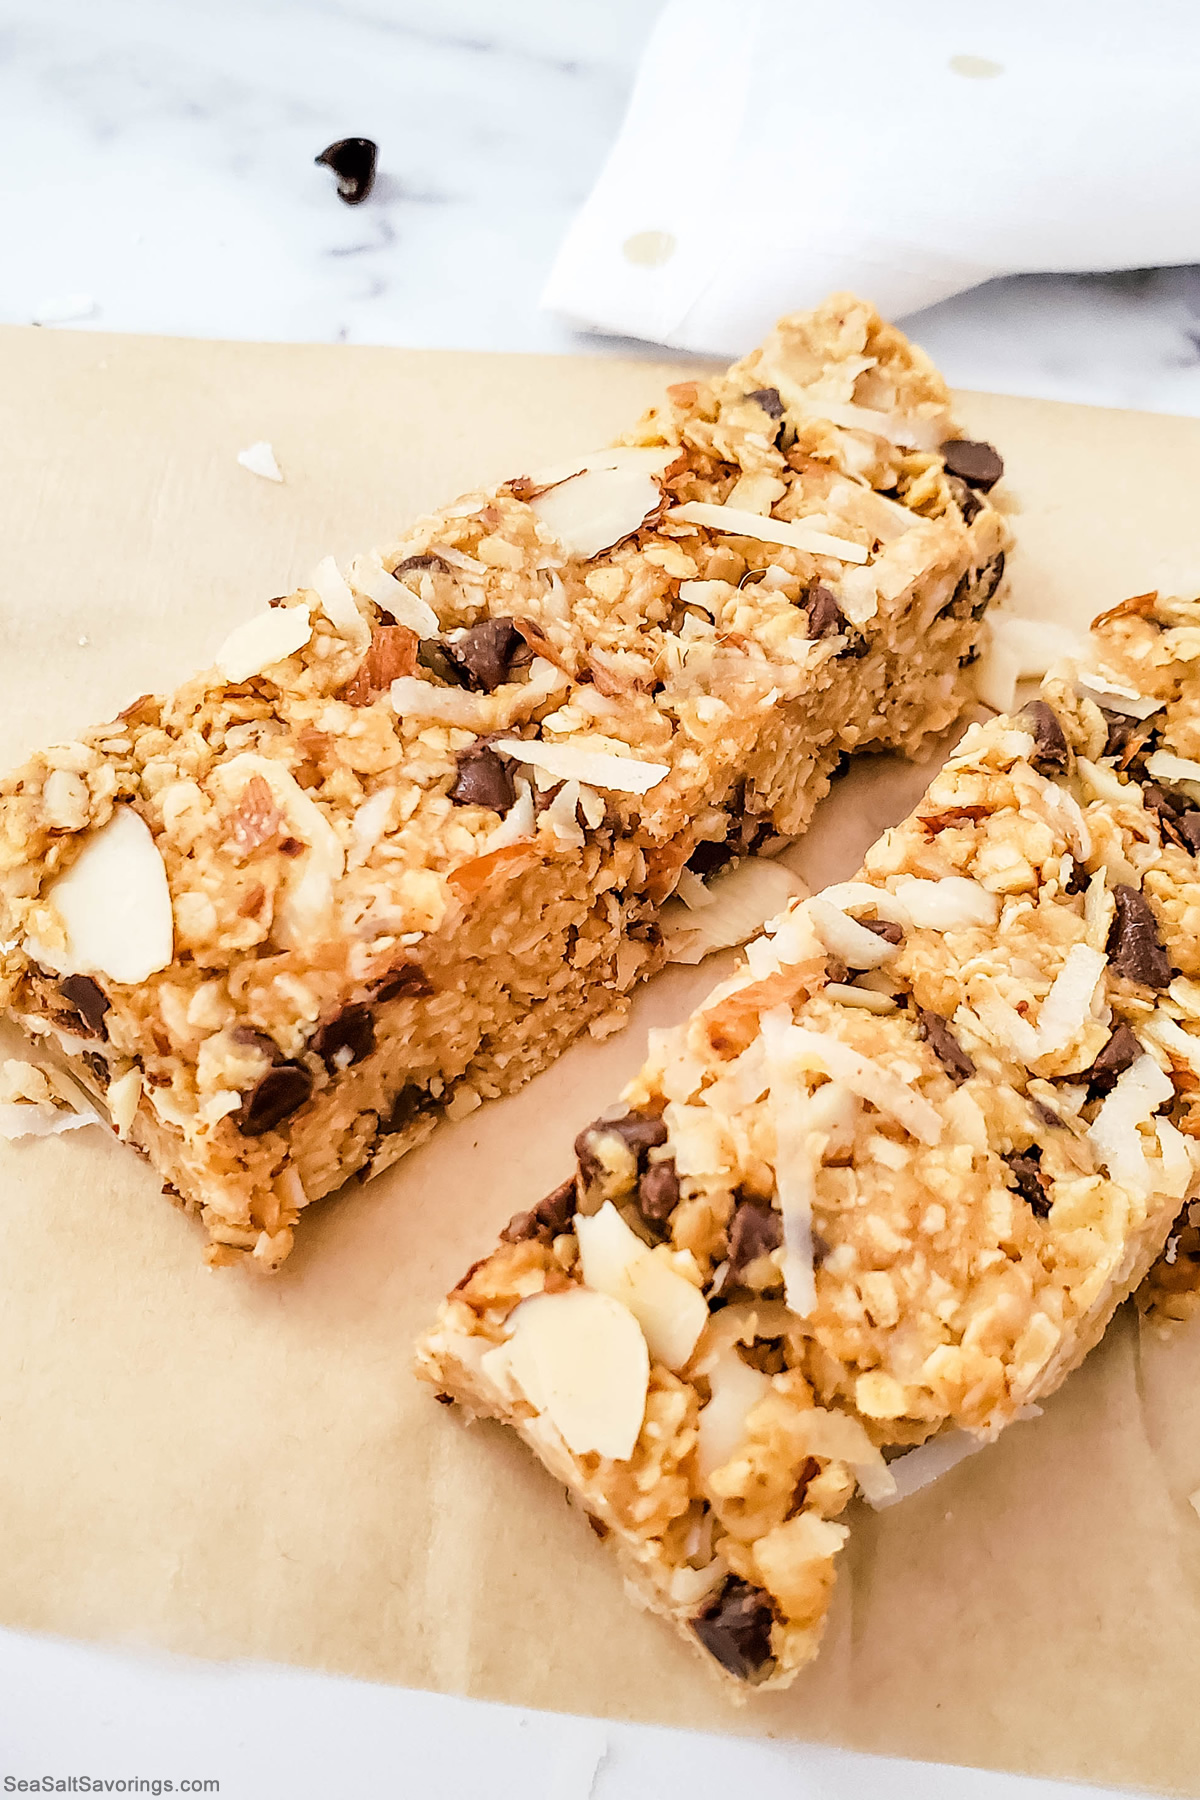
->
3, 326, 1200, 1793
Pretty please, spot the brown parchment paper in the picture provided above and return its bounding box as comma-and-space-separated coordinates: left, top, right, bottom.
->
3, 326, 1200, 1794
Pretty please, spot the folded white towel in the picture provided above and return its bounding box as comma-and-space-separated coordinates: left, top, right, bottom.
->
543, 0, 1200, 354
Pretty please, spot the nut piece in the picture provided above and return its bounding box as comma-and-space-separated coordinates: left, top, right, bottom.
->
29, 807, 174, 987
216, 604, 312, 683
502, 1287, 650, 1461
530, 459, 664, 561
575, 1200, 708, 1371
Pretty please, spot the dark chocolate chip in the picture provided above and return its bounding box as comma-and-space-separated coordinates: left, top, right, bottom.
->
236, 1062, 313, 1136
370, 963, 432, 1003
940, 438, 1004, 492
500, 1175, 578, 1245
394, 553, 450, 577
279, 836, 304, 857
1082, 1020, 1143, 1096
687, 837, 735, 877
915, 1007, 976, 1084
1139, 780, 1200, 854
59, 974, 110, 1036
746, 386, 784, 421
1108, 884, 1171, 988
1003, 1147, 1051, 1219
380, 1084, 430, 1135
946, 474, 982, 524
691, 1577, 777, 1682
232, 1024, 282, 1059
637, 1157, 680, 1223
1101, 709, 1139, 761
859, 917, 904, 946
1180, 813, 1200, 854
449, 742, 515, 812
726, 1198, 782, 1275
575, 1111, 668, 1188
1025, 700, 1070, 776
445, 617, 526, 693
312, 1003, 375, 1071
82, 1050, 109, 1087
418, 639, 469, 686
315, 137, 378, 205
802, 584, 846, 639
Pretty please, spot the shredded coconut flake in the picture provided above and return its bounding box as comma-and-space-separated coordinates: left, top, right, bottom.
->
805, 895, 899, 969
1076, 668, 1164, 720
236, 440, 283, 483
0, 1099, 98, 1140
347, 788, 394, 869
389, 677, 490, 728
666, 501, 870, 565
770, 1013, 943, 1145
1033, 943, 1108, 1058
350, 555, 440, 637
1146, 750, 1200, 803
1087, 1052, 1173, 1196
309, 554, 370, 650
492, 738, 668, 793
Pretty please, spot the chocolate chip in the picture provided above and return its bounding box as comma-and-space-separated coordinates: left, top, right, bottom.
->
726, 1198, 782, 1275
59, 974, 110, 1036
687, 837, 735, 877
445, 617, 526, 693
393, 553, 450, 577
575, 1111, 668, 1182
1003, 1147, 1050, 1219
859, 917, 904, 946
1025, 700, 1070, 776
1108, 884, 1171, 988
915, 1007, 975, 1083
1082, 1020, 1142, 1096
637, 1158, 680, 1223
691, 1577, 777, 1681
1101, 709, 1138, 761
370, 963, 432, 1002
418, 639, 469, 686
746, 386, 784, 421
315, 137, 377, 205
1140, 780, 1200, 854
82, 1050, 109, 1086
449, 741, 515, 812
946, 474, 982, 524
236, 1062, 313, 1136
802, 584, 846, 639
380, 1084, 430, 1135
500, 1176, 578, 1245
940, 439, 1004, 491
312, 1004, 375, 1071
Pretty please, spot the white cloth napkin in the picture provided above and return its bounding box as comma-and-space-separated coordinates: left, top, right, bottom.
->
543, 0, 1200, 355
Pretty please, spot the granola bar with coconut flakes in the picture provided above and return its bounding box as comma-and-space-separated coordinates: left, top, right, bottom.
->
0, 294, 1005, 1268
417, 590, 1200, 1692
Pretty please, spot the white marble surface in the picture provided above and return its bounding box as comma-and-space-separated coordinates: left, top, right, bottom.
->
0, 4, 1177, 1797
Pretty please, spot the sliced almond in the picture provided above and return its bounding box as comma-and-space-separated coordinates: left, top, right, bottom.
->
985, 611, 1082, 679
575, 1201, 708, 1372
524, 444, 681, 493
1075, 668, 1163, 720
26, 807, 174, 985
894, 876, 1000, 931
1087, 1052, 1174, 1197
216, 604, 312, 683
696, 1347, 772, 1481
660, 857, 804, 965
0, 1100, 98, 1140
492, 736, 668, 794
666, 501, 870, 565
530, 462, 664, 560
503, 1286, 650, 1461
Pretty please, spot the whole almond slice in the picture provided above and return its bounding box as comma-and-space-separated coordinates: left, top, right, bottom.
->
575, 1201, 708, 1371
216, 604, 312, 683
523, 444, 681, 494
309, 554, 371, 651
491, 737, 668, 794
27, 806, 174, 985
530, 463, 663, 561
502, 1286, 650, 1461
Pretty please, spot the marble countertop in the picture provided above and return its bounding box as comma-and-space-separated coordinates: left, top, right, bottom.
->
5, 0, 1200, 416
0, 5, 1176, 1798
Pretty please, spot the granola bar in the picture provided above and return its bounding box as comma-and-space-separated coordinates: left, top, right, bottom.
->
417, 590, 1200, 1691
0, 295, 1005, 1268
